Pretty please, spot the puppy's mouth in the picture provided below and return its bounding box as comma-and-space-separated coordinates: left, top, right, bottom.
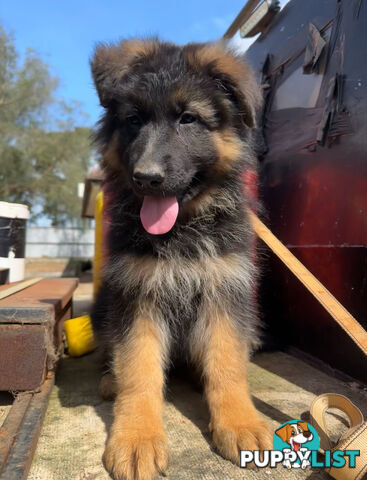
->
292, 441, 301, 452
139, 172, 207, 235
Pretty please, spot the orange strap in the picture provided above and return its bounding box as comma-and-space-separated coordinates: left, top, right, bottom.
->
249, 211, 367, 356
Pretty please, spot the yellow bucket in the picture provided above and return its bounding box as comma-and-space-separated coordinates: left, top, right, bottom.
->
64, 314, 95, 357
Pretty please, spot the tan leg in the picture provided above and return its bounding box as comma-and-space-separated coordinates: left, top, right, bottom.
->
103, 314, 168, 480
198, 312, 272, 464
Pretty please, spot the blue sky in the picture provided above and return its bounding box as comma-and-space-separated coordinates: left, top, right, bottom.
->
0, 0, 289, 127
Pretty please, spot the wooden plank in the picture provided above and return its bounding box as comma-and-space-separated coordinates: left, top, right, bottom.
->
0, 278, 42, 301
250, 211, 367, 356
0, 278, 77, 390
0, 278, 78, 324
223, 0, 261, 38
0, 325, 47, 391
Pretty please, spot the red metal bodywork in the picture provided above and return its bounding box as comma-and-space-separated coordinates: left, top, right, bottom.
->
245, 0, 367, 380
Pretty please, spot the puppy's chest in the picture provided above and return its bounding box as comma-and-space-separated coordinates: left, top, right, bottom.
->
122, 255, 210, 303
120, 252, 244, 305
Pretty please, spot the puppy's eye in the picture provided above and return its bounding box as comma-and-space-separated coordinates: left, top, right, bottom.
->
126, 115, 142, 127
180, 113, 196, 124
291, 430, 296, 435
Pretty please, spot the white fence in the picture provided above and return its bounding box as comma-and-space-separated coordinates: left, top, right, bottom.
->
26, 227, 95, 258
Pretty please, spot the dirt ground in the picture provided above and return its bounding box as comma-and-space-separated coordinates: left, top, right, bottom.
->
26, 279, 367, 480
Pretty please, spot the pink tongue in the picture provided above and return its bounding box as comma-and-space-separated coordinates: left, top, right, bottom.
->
293, 442, 301, 452
140, 196, 179, 235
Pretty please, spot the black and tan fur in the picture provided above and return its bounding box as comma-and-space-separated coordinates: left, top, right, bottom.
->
90, 38, 271, 480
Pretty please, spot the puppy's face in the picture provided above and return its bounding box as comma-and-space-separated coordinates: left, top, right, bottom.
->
275, 422, 313, 451
104, 74, 219, 202
91, 40, 261, 201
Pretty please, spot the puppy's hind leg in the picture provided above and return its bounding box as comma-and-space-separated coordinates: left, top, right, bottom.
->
95, 344, 117, 400
99, 372, 117, 401
103, 311, 169, 480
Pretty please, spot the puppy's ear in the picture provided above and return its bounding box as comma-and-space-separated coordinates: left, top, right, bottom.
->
90, 39, 158, 107
298, 422, 309, 432
183, 42, 262, 128
275, 424, 290, 443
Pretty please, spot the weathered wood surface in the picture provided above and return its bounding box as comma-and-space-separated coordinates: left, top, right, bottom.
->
0, 278, 77, 391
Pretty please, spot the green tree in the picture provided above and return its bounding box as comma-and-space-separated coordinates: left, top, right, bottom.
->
0, 26, 95, 225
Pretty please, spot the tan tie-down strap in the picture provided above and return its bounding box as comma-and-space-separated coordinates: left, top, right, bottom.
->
310, 394, 367, 480
310, 393, 364, 453
249, 211, 367, 357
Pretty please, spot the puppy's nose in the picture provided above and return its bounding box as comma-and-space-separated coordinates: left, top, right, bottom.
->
133, 171, 164, 189
303, 431, 312, 438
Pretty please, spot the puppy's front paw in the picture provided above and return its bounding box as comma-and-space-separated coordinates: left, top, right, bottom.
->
103, 430, 168, 480
210, 416, 272, 466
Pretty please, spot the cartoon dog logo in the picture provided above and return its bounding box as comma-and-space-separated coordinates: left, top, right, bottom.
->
275, 421, 314, 469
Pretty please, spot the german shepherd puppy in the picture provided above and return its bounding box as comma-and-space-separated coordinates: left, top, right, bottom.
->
90, 39, 271, 480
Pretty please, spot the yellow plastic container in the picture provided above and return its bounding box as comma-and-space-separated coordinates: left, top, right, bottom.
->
64, 314, 95, 357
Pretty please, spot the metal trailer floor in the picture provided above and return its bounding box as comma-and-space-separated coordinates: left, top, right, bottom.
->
26, 283, 366, 480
